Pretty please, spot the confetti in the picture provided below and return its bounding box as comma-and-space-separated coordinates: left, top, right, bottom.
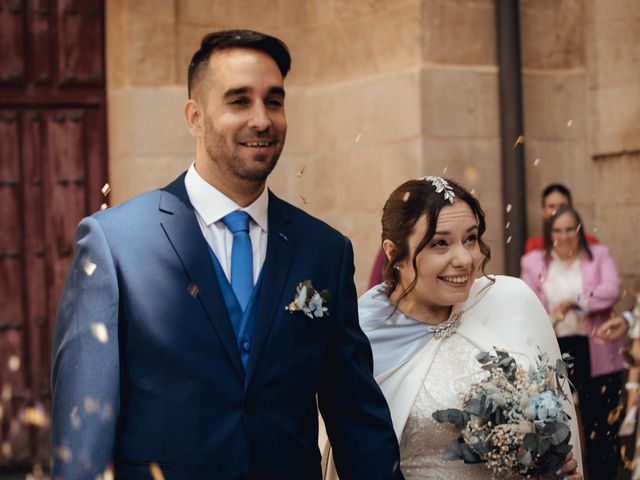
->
100, 203, 108, 210
576, 223, 582, 233
1, 384, 12, 402
70, 406, 81, 429
296, 166, 305, 177
506, 236, 512, 244
533, 158, 541, 167
607, 405, 623, 425
600, 385, 608, 394
513, 135, 525, 148
22, 406, 48, 427
84, 396, 101, 414
505, 221, 510, 230
150, 463, 166, 480
402, 191, 411, 202
103, 466, 114, 480
589, 430, 597, 440
300, 195, 307, 205
188, 283, 199, 298
566, 119, 573, 127
354, 133, 362, 143
55, 446, 73, 463
91, 323, 109, 343
463, 166, 478, 184
1, 441, 12, 458
442, 165, 448, 175
8, 355, 20, 372
505, 203, 512, 213
469, 187, 477, 197
101, 183, 111, 196
0, 405, 3, 421
83, 259, 97, 276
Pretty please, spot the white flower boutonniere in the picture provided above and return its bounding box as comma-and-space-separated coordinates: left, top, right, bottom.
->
285, 280, 331, 319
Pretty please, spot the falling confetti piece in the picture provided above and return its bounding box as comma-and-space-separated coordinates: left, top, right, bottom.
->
442, 166, 448, 175
22, 406, 48, 427
300, 195, 307, 205
1, 441, 12, 457
505, 221, 511, 230
103, 466, 115, 480
70, 406, 81, 429
566, 119, 573, 127
589, 431, 597, 440
505, 204, 512, 213
0, 405, 3, 421
354, 133, 362, 143
533, 158, 541, 167
188, 283, 199, 298
506, 236, 512, 244
463, 166, 478, 184
601, 385, 608, 394
84, 396, 101, 414
576, 223, 582, 233
1, 384, 12, 402
8, 356, 20, 372
100, 203, 108, 210
101, 183, 111, 196
55, 446, 73, 463
91, 323, 109, 344
607, 405, 623, 425
150, 463, 166, 480
296, 166, 305, 177
469, 187, 476, 197
592, 227, 598, 233
402, 191, 411, 202
83, 259, 97, 276
513, 135, 525, 148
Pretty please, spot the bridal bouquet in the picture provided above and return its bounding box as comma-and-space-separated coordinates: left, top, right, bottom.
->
432, 349, 573, 479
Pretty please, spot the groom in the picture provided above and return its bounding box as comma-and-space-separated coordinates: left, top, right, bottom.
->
51, 30, 403, 479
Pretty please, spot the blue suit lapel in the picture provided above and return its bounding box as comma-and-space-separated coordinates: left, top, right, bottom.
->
244, 192, 294, 386
159, 175, 244, 380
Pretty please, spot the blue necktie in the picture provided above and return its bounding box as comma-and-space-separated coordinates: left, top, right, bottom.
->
222, 211, 253, 312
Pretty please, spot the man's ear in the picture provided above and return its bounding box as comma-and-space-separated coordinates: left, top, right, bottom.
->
184, 99, 203, 138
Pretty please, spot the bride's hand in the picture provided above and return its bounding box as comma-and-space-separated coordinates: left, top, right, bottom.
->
555, 451, 581, 479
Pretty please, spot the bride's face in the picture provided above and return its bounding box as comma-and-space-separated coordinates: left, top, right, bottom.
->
397, 201, 483, 316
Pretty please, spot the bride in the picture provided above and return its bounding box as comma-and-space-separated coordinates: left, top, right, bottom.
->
322, 177, 582, 479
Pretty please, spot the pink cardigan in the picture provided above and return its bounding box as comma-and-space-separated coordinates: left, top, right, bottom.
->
520, 244, 623, 377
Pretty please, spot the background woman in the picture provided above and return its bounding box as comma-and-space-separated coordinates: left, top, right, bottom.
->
521, 204, 624, 479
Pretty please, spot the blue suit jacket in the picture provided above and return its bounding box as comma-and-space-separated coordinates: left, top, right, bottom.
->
51, 174, 402, 479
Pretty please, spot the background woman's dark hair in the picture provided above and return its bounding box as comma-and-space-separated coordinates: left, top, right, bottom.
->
381, 178, 491, 305
187, 29, 291, 98
543, 205, 592, 262
541, 183, 573, 205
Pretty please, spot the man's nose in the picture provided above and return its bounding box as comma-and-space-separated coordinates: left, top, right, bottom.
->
247, 103, 272, 131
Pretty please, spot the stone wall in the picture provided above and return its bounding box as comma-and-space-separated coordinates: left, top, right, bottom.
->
105, 0, 639, 299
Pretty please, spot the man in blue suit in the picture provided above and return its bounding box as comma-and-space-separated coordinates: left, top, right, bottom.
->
51, 30, 403, 479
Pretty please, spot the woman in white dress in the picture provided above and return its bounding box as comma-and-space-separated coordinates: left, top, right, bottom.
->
322, 177, 582, 479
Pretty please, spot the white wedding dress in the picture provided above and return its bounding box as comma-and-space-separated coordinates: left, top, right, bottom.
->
320, 275, 581, 480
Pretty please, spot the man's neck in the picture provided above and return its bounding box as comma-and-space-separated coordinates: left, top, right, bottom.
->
194, 163, 265, 207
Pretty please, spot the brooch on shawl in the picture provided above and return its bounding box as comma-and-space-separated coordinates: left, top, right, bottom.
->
285, 280, 330, 319
429, 311, 463, 339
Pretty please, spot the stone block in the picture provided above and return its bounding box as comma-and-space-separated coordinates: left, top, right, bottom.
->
421, 0, 496, 66
420, 67, 500, 138
108, 86, 194, 158
520, 0, 585, 70
590, 85, 640, 156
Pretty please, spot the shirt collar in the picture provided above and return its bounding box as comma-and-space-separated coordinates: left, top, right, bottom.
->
184, 163, 269, 232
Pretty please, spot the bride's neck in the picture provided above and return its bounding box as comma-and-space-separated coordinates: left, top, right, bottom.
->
390, 289, 452, 325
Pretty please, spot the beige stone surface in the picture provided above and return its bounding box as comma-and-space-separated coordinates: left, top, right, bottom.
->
520, 0, 585, 70
421, 0, 496, 66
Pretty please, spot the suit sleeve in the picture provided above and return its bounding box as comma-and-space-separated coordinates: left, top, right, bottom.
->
317, 238, 403, 480
51, 216, 120, 479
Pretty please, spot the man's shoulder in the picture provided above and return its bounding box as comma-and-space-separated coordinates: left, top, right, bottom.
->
93, 188, 162, 224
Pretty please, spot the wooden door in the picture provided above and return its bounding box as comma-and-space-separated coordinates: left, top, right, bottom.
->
0, 0, 108, 468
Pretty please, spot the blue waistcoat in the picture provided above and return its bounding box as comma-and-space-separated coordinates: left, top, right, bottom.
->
207, 246, 263, 369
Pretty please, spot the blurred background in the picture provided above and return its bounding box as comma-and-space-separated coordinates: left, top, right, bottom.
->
0, 0, 639, 476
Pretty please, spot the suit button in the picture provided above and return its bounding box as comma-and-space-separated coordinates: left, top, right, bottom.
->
244, 400, 256, 414
242, 341, 251, 352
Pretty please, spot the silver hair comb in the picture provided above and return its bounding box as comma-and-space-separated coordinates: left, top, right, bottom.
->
417, 176, 455, 204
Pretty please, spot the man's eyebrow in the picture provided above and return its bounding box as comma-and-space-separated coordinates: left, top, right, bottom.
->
223, 86, 285, 99
434, 225, 479, 235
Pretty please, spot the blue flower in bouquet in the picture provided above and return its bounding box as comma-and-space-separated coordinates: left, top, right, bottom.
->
525, 390, 566, 426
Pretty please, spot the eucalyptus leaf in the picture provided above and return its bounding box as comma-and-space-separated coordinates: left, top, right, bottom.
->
460, 443, 482, 463
549, 423, 570, 445
518, 449, 532, 466
523, 432, 539, 452
476, 351, 493, 364
443, 439, 463, 460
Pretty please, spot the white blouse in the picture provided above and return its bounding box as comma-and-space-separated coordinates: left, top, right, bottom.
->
542, 256, 587, 337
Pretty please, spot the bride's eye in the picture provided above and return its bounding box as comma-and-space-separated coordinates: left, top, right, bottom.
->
431, 239, 447, 248
465, 234, 478, 244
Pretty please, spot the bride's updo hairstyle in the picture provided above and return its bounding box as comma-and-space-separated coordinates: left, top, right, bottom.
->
381, 177, 491, 304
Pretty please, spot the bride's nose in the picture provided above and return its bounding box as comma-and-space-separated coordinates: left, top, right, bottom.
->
450, 244, 473, 268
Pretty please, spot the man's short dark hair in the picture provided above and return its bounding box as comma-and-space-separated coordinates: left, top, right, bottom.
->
541, 183, 572, 205
187, 29, 291, 98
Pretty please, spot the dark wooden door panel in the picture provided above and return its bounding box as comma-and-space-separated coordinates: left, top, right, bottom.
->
28, 0, 54, 85
57, 1, 104, 86
0, 0, 27, 85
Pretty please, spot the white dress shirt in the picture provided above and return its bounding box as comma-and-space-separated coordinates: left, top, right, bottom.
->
542, 254, 587, 337
184, 163, 268, 285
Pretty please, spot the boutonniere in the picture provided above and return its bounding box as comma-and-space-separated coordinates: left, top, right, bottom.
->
285, 280, 331, 318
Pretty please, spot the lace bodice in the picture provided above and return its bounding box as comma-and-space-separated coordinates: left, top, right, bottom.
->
399, 334, 514, 480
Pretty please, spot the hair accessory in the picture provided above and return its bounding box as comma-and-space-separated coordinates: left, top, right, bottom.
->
418, 176, 455, 204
